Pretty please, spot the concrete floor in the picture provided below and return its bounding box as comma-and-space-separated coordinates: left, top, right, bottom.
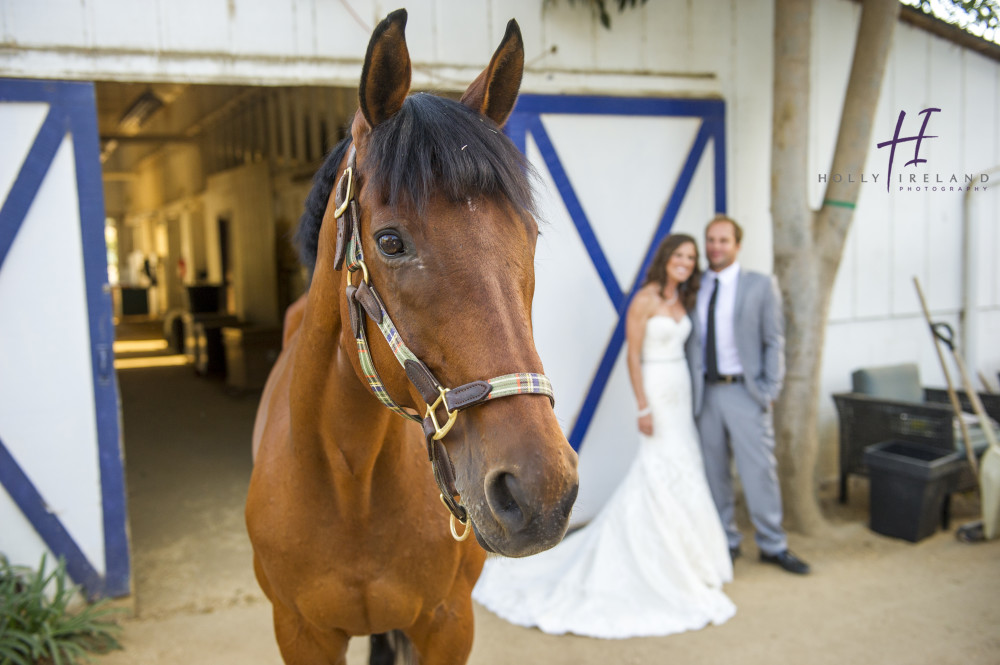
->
115, 318, 266, 617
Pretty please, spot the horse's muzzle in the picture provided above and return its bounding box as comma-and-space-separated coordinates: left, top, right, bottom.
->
474, 465, 579, 558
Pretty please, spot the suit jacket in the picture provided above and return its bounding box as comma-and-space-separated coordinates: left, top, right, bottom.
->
685, 269, 785, 412
684, 311, 705, 416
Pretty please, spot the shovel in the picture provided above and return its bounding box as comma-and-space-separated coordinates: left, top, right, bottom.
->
914, 278, 999, 540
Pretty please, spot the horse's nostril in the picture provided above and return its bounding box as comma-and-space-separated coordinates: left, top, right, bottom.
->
486, 471, 527, 531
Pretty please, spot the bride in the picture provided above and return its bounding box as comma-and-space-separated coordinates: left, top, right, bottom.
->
472, 233, 735, 639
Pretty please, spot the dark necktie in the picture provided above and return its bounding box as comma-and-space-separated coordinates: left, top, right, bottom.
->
705, 278, 720, 382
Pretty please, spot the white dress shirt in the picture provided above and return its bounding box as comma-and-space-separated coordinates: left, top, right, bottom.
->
697, 262, 744, 376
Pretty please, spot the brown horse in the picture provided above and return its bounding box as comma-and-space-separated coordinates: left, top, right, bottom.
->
246, 9, 579, 665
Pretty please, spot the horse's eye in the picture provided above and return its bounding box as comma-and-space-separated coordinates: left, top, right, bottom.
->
376, 233, 404, 257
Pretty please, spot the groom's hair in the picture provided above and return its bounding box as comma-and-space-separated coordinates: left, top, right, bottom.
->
707, 214, 743, 244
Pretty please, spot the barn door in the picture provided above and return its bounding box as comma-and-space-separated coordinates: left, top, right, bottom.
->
0, 79, 130, 598
507, 94, 727, 520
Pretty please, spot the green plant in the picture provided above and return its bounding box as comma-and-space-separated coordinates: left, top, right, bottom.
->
0, 555, 122, 665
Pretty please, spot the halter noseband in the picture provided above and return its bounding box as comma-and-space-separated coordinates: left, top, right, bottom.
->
332, 146, 556, 542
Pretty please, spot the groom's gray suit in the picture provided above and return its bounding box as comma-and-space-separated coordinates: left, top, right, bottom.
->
685, 267, 787, 555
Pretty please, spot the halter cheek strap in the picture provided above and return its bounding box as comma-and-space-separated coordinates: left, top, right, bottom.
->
333, 146, 556, 540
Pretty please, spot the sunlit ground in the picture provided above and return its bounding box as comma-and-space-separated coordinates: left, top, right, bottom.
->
114, 339, 169, 353
115, 355, 188, 369
114, 333, 188, 370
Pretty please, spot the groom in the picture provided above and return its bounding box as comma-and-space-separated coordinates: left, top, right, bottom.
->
694, 215, 810, 575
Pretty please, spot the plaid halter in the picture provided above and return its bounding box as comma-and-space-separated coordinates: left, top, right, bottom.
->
332, 146, 555, 540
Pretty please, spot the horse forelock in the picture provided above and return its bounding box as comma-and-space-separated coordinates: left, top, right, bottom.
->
364, 93, 536, 222
296, 93, 537, 280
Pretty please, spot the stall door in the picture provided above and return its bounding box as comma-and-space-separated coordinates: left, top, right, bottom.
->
0, 79, 129, 598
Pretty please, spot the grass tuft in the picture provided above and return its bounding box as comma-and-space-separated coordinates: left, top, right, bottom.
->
0, 554, 123, 665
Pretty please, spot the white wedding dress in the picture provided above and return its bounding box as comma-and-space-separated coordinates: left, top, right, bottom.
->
472, 315, 735, 639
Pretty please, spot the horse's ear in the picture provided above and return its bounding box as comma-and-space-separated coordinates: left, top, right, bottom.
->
460, 19, 524, 128
358, 9, 411, 131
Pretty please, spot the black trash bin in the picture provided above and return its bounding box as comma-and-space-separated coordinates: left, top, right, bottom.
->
121, 286, 149, 315
863, 440, 965, 543
186, 285, 222, 313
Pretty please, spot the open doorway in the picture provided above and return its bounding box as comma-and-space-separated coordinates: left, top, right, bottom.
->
99, 80, 355, 617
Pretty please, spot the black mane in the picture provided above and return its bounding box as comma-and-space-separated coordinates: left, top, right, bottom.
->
295, 93, 535, 278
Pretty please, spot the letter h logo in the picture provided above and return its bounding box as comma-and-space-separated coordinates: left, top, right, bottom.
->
876, 108, 941, 192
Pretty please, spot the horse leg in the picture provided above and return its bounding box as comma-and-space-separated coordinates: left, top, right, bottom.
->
405, 596, 476, 665
272, 603, 349, 665
370, 631, 416, 665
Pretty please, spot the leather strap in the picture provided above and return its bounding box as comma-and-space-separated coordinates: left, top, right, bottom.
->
345, 285, 362, 337
332, 146, 357, 270
405, 359, 443, 405
446, 381, 493, 410
354, 280, 383, 324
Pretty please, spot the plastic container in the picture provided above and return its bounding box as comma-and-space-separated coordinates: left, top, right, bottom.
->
186, 285, 222, 313
863, 440, 965, 543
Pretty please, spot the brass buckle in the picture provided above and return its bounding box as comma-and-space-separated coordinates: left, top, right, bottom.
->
426, 386, 458, 440
333, 167, 354, 218
440, 494, 472, 541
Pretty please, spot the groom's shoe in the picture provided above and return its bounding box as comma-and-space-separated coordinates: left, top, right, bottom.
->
729, 546, 742, 562
760, 549, 810, 575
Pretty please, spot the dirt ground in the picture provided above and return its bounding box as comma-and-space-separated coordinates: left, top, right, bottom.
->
101, 323, 1000, 665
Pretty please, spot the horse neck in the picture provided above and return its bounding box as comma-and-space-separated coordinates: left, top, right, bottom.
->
289, 267, 407, 485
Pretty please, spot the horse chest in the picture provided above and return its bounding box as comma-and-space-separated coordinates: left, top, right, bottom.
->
296, 546, 457, 635
250, 450, 467, 634
287, 510, 466, 634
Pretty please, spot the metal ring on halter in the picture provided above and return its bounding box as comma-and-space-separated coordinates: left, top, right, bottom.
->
441, 494, 473, 541
426, 386, 458, 440
450, 512, 472, 541
349, 258, 370, 285
333, 167, 354, 218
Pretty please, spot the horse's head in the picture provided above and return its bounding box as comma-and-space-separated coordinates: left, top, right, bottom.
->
326, 9, 578, 557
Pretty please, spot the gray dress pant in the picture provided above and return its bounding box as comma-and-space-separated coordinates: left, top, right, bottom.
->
697, 382, 787, 555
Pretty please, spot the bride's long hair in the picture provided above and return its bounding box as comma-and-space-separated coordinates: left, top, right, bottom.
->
642, 233, 702, 312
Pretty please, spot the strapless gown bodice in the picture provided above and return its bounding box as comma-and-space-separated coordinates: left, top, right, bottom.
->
641, 314, 690, 363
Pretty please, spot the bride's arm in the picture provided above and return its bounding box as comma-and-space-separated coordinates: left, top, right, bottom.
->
625, 289, 655, 436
